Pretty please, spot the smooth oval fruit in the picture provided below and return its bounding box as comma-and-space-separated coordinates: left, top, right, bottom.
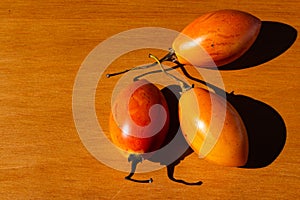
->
109, 79, 170, 155
172, 9, 262, 67
178, 87, 248, 167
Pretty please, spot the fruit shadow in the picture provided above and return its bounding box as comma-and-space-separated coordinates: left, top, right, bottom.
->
180, 67, 287, 168
148, 85, 202, 185
227, 93, 287, 168
218, 21, 297, 70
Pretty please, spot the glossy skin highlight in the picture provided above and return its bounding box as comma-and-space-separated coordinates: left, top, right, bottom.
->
172, 9, 262, 67
109, 79, 169, 154
179, 88, 248, 167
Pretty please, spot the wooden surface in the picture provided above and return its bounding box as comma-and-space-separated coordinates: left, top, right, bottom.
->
1, 0, 299, 199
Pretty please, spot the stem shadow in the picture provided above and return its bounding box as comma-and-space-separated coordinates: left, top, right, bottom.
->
148, 85, 202, 185
219, 21, 297, 70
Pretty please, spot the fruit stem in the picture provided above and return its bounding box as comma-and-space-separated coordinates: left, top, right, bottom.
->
125, 154, 153, 183
149, 54, 192, 93
106, 48, 176, 78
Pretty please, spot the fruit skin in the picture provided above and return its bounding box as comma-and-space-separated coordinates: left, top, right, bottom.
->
109, 79, 170, 155
172, 9, 262, 67
178, 88, 248, 167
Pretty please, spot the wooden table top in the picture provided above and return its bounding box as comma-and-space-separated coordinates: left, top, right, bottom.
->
1, 0, 299, 199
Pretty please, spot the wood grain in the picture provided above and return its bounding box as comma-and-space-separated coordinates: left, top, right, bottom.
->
1, 0, 299, 199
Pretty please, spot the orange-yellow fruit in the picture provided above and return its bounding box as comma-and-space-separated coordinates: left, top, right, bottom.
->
109, 79, 169, 154
172, 9, 262, 67
178, 88, 248, 167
